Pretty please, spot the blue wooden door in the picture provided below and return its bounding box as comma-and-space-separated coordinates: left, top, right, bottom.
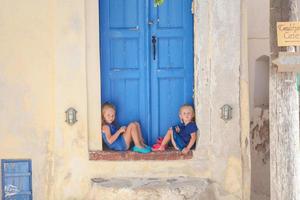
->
1, 160, 32, 200
100, 0, 193, 145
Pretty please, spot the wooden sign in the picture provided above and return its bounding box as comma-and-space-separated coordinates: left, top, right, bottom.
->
272, 52, 300, 72
277, 22, 300, 46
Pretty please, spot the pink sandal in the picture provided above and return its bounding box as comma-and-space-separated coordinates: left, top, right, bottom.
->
152, 143, 160, 148
151, 144, 166, 151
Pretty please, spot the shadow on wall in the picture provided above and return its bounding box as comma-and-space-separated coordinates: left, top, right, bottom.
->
254, 55, 270, 108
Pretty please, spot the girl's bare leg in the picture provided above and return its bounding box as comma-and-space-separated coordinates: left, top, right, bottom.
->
123, 123, 144, 149
134, 122, 146, 147
170, 131, 179, 150
158, 129, 173, 150
122, 124, 133, 150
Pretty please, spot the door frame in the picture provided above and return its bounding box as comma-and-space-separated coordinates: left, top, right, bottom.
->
98, 0, 194, 144
86, 0, 205, 151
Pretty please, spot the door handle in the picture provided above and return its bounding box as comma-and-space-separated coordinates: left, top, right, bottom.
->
152, 36, 157, 60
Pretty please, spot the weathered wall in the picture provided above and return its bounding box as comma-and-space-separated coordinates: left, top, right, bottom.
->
0, 0, 54, 199
250, 108, 270, 200
247, 0, 270, 119
247, 1, 270, 199
241, 0, 251, 199
0, 0, 247, 199
194, 0, 244, 198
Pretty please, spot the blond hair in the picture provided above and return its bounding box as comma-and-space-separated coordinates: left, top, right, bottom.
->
101, 102, 116, 126
179, 104, 195, 121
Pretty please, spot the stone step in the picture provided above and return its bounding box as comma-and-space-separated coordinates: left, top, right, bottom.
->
88, 177, 216, 200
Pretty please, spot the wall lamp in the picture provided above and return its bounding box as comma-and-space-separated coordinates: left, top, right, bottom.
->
220, 104, 232, 122
65, 107, 77, 125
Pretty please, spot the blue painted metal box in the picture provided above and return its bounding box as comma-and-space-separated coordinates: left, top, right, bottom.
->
1, 160, 32, 200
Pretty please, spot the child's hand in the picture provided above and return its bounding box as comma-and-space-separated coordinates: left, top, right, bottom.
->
175, 126, 180, 133
119, 126, 126, 134
181, 147, 190, 154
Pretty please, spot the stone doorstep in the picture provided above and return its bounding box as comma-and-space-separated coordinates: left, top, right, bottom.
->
89, 177, 215, 200
89, 149, 193, 161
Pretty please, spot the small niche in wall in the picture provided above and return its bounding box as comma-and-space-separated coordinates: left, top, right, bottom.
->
1, 159, 32, 200
254, 55, 270, 108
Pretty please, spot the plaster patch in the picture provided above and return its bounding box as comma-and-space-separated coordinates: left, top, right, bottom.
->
224, 156, 242, 194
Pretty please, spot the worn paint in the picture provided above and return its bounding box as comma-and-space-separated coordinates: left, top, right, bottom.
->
250, 108, 270, 199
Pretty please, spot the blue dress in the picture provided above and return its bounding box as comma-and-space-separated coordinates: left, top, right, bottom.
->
172, 122, 198, 151
102, 124, 127, 151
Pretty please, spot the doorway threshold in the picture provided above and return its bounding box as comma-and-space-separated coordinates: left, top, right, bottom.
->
89, 149, 193, 161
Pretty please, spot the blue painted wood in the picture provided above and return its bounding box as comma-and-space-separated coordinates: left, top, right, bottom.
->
149, 0, 194, 144
1, 160, 32, 200
100, 0, 149, 141
100, 0, 193, 145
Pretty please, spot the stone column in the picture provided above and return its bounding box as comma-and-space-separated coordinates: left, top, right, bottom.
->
270, 0, 300, 199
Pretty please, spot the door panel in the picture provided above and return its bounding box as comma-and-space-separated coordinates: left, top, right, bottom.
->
158, 38, 183, 69
110, 79, 140, 124
100, 0, 149, 140
149, 0, 193, 143
158, 78, 185, 135
110, 38, 139, 69
100, 0, 193, 145
109, 0, 139, 29
158, 0, 183, 29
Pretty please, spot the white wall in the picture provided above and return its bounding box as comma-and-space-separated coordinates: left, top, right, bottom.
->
247, 0, 270, 119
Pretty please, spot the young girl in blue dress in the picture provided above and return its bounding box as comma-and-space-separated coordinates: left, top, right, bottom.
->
101, 102, 151, 153
152, 104, 198, 154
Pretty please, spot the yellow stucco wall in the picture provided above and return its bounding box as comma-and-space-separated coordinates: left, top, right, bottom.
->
0, 0, 247, 199
0, 0, 54, 199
